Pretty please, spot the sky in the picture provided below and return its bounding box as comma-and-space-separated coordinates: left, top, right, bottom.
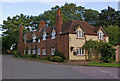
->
0, 0, 120, 35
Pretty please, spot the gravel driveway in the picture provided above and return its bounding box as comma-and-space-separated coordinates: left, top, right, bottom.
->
2, 55, 119, 79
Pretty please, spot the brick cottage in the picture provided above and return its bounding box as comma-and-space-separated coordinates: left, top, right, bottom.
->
18, 9, 109, 60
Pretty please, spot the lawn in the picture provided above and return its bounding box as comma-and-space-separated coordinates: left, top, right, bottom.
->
86, 62, 119, 68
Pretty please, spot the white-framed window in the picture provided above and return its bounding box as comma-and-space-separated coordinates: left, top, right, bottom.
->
28, 50, 31, 55
51, 30, 56, 39
32, 50, 36, 54
98, 32, 104, 40
38, 39, 40, 43
43, 32, 47, 41
77, 48, 84, 55
24, 50, 26, 54
51, 48, 55, 55
33, 39, 36, 42
76, 30, 84, 38
38, 48, 41, 55
42, 49, 46, 55
33, 34, 36, 42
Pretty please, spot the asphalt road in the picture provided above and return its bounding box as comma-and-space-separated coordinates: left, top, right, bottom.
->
2, 55, 119, 79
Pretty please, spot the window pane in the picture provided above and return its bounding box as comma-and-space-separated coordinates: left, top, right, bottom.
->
79, 48, 81, 54
82, 48, 84, 54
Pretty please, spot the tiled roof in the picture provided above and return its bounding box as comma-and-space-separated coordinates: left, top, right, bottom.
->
24, 20, 108, 40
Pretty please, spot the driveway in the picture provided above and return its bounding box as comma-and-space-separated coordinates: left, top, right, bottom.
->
2, 55, 119, 79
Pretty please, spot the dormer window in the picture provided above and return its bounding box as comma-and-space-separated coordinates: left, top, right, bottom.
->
98, 32, 104, 40
33, 34, 36, 42
51, 30, 56, 39
43, 31, 47, 41
76, 30, 84, 38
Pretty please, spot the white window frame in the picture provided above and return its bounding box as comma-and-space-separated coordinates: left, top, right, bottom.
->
98, 32, 104, 40
33, 34, 36, 42
28, 50, 31, 55
38, 48, 41, 55
24, 50, 26, 54
77, 48, 84, 55
51, 30, 56, 39
51, 48, 55, 55
42, 49, 46, 55
76, 30, 84, 38
32, 50, 36, 54
43, 32, 47, 41
38, 39, 40, 43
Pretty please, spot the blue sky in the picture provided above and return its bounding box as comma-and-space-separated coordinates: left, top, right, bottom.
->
0, 0, 120, 25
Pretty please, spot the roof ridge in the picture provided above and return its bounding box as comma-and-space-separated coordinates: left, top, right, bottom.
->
69, 20, 74, 33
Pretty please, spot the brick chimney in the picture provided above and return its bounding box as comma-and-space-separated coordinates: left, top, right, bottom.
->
38, 21, 45, 31
55, 9, 63, 34
18, 25, 24, 55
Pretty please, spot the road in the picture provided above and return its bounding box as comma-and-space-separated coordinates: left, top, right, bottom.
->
2, 55, 119, 79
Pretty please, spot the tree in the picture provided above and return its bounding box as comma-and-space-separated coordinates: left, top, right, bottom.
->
98, 6, 119, 27
83, 39, 100, 61
99, 42, 116, 63
83, 9, 99, 26
83, 40, 116, 63
104, 25, 120, 45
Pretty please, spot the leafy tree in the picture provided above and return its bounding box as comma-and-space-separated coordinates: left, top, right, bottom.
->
98, 6, 119, 27
83, 39, 100, 61
104, 25, 120, 45
83, 40, 116, 63
99, 42, 116, 63
83, 9, 99, 26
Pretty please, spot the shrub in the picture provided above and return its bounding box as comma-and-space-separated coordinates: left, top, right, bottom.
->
14, 50, 21, 57
30, 54, 37, 58
45, 55, 51, 61
54, 50, 66, 61
37, 56, 41, 60
52, 56, 63, 62
100, 43, 116, 63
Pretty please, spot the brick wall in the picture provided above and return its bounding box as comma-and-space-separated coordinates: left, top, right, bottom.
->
116, 45, 120, 62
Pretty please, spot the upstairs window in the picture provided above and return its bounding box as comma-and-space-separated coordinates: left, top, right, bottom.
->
51, 30, 56, 39
98, 32, 104, 40
43, 31, 47, 41
77, 48, 84, 55
33, 34, 36, 42
76, 30, 84, 38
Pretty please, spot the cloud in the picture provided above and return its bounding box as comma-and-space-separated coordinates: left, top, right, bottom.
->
1, 0, 120, 2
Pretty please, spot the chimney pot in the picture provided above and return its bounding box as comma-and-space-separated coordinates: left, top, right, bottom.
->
40, 21, 45, 26
57, 9, 60, 15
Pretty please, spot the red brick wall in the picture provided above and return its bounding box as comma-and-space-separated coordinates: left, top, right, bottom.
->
116, 45, 120, 62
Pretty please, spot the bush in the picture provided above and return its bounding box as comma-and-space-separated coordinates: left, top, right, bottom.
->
13, 50, 21, 57
54, 50, 66, 61
52, 56, 63, 62
100, 43, 116, 63
30, 54, 37, 58
45, 55, 51, 61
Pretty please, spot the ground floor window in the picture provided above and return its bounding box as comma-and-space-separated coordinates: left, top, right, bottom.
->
38, 48, 41, 55
77, 48, 84, 55
51, 48, 55, 55
28, 50, 31, 55
32, 50, 36, 54
24, 50, 26, 54
42, 49, 46, 55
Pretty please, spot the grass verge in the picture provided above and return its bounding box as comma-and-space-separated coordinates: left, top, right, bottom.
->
86, 62, 119, 68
